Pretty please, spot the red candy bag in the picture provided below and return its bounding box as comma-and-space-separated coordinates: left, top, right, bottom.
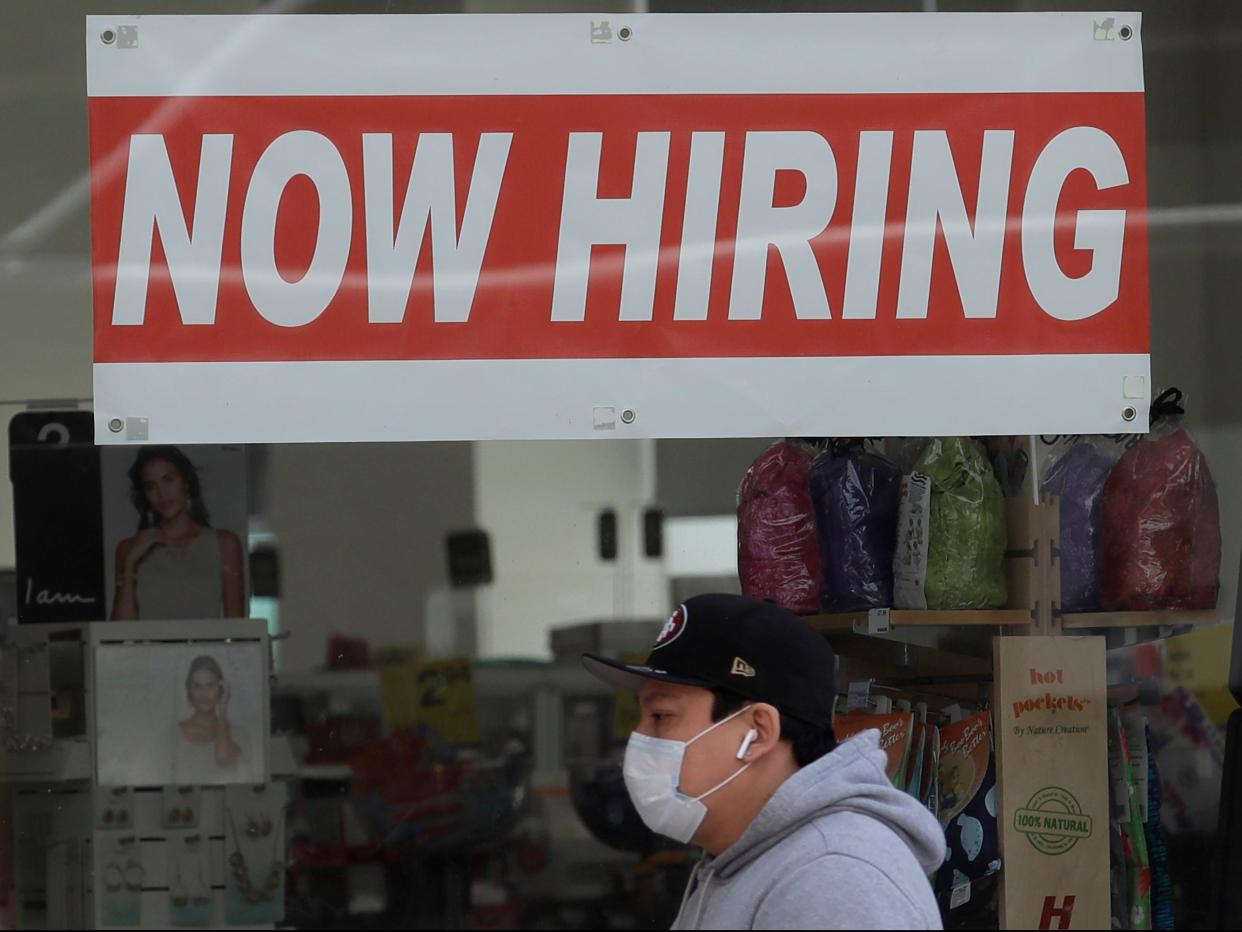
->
737, 441, 822, 614
1100, 426, 1220, 611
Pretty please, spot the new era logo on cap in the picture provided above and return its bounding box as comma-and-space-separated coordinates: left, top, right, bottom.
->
653, 603, 688, 650
731, 657, 756, 678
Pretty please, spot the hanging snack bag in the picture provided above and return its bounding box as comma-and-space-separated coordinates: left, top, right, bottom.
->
1039, 439, 1116, 613
905, 720, 928, 802
1099, 390, 1221, 611
737, 441, 822, 614
1142, 723, 1174, 931
808, 442, 903, 612
936, 713, 1001, 903
1110, 710, 1152, 930
893, 471, 933, 610
920, 724, 941, 820
834, 711, 916, 788
912, 438, 1008, 610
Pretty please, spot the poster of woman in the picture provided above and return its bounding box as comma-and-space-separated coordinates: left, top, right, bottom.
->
94, 642, 266, 786
101, 444, 248, 621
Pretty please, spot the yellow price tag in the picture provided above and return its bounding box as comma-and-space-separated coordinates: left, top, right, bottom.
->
414, 657, 481, 747
375, 646, 422, 736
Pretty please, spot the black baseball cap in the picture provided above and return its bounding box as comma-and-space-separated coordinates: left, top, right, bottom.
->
582, 593, 836, 728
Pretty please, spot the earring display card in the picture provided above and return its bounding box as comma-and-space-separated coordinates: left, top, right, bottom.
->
168, 833, 212, 928
223, 785, 285, 925
96, 836, 143, 927
94, 787, 134, 831
162, 786, 201, 831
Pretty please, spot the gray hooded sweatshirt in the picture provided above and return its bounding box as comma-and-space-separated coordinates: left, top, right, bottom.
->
671, 730, 945, 930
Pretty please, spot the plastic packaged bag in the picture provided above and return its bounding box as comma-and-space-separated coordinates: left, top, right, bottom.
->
737, 441, 822, 614
808, 443, 902, 612
1110, 710, 1152, 930
1100, 391, 1220, 611
912, 438, 1008, 610
1040, 439, 1116, 613
1142, 723, 1174, 931
893, 473, 933, 610
920, 724, 941, 819
935, 712, 1001, 906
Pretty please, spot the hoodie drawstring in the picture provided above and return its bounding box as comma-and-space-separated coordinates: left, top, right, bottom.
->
692, 867, 713, 930
676, 857, 704, 926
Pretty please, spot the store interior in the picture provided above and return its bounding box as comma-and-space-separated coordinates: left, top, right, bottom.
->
2, 1, 1242, 930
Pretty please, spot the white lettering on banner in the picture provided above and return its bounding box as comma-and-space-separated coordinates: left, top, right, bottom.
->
551, 131, 671, 322
363, 132, 513, 324
842, 131, 895, 320
730, 131, 837, 321
106, 126, 1134, 329
1022, 126, 1129, 322
897, 129, 1015, 320
673, 131, 726, 321
112, 134, 233, 326
240, 130, 353, 327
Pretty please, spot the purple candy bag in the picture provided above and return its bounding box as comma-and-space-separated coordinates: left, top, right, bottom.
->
1040, 441, 1114, 613
809, 447, 902, 612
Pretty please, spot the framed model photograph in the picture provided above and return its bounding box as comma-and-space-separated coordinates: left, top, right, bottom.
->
100, 444, 248, 621
94, 641, 267, 786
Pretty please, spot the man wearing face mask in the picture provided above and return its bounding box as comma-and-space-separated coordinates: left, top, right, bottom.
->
583, 593, 945, 930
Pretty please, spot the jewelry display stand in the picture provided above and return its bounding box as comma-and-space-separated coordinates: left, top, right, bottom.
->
1, 618, 285, 930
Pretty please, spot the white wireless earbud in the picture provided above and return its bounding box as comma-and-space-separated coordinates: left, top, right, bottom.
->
736, 728, 759, 760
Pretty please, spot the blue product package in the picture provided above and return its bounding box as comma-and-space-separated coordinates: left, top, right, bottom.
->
1144, 724, 1174, 930
935, 713, 1001, 910
1040, 441, 1114, 613
809, 448, 902, 612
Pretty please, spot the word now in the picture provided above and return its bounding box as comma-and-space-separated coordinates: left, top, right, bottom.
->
110, 126, 1133, 330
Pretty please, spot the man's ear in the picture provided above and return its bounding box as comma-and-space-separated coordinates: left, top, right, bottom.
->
739, 703, 783, 761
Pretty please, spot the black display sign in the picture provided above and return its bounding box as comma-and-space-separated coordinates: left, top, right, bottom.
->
8, 411, 105, 623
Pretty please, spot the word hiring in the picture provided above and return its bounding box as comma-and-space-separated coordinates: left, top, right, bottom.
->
111, 126, 1132, 328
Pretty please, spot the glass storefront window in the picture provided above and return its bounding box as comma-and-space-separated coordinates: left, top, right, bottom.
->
1, 3, 1238, 930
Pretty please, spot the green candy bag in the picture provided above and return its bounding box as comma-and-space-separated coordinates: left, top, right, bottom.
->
912, 437, 1008, 610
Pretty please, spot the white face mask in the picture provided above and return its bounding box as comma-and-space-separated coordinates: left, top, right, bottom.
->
623, 704, 755, 843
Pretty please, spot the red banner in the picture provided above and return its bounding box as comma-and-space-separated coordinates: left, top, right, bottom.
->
90, 92, 1149, 365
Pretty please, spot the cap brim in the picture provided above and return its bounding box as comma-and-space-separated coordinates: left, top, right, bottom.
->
581, 654, 714, 693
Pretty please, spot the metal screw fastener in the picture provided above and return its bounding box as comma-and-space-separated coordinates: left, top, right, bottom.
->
620, 409, 636, 424
101, 29, 116, 45
1122, 406, 1137, 422
619, 26, 633, 41
1119, 25, 1133, 40
108, 418, 124, 433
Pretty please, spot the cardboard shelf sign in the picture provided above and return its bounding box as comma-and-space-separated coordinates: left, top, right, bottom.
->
994, 636, 1110, 930
87, 13, 1150, 444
